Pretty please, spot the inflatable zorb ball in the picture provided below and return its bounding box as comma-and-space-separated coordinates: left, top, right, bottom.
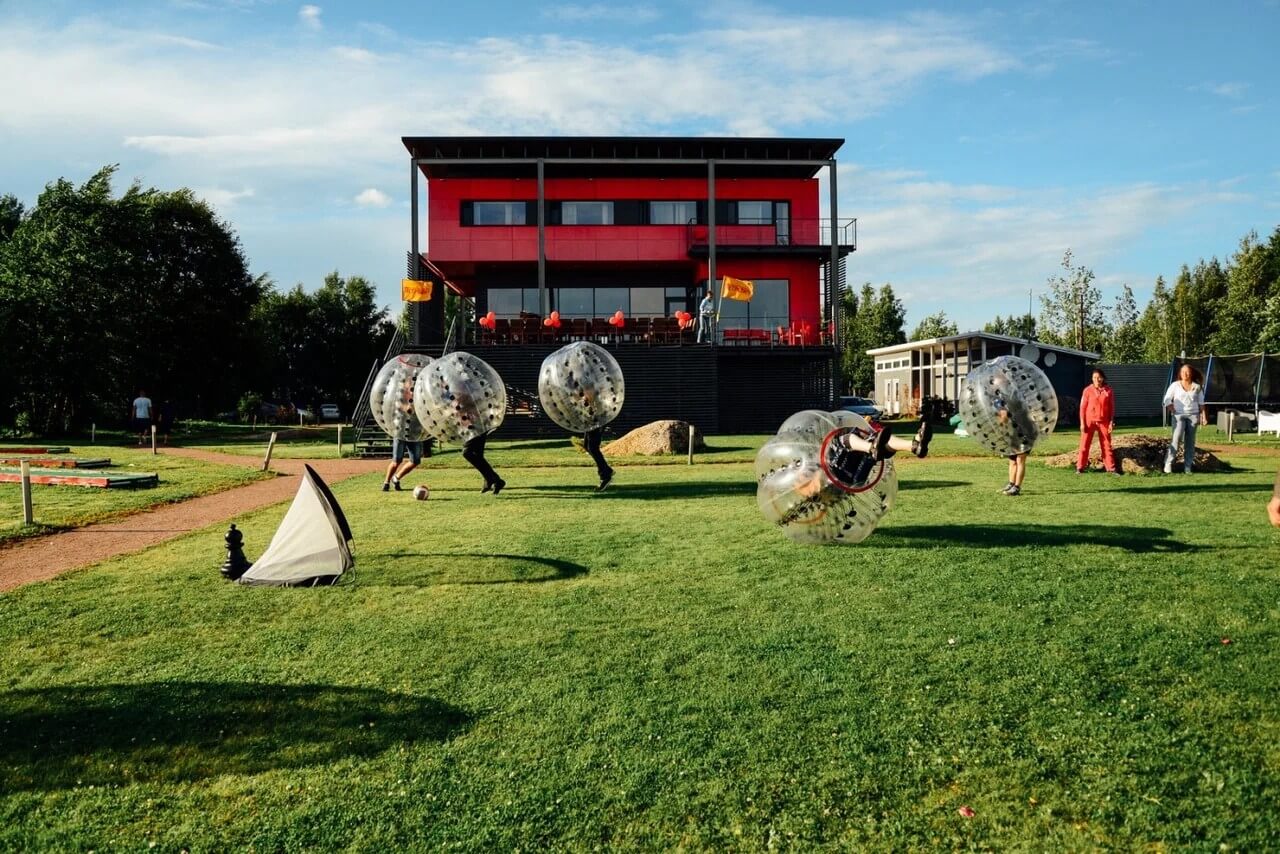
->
413, 351, 507, 444
959, 355, 1058, 456
370, 354, 432, 441
537, 342, 625, 433
755, 409, 898, 545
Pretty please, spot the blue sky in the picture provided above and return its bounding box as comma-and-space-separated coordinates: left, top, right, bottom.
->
1, 0, 1276, 331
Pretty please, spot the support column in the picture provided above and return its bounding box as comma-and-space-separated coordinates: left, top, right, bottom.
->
410, 157, 419, 277
537, 158, 547, 316
829, 158, 840, 352
952, 343, 959, 406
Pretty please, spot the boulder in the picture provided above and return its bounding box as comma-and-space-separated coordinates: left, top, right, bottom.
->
602, 420, 707, 456
1044, 434, 1226, 474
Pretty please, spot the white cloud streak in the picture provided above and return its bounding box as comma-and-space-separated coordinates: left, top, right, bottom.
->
354, 188, 391, 208
542, 4, 661, 23
298, 5, 321, 30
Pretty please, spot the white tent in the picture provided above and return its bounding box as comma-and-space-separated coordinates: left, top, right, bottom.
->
239, 464, 354, 587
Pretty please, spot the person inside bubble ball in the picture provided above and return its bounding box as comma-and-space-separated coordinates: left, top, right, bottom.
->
451, 388, 505, 495
828, 416, 933, 487
993, 395, 1030, 496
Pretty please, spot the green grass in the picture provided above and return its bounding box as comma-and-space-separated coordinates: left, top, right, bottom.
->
0, 447, 269, 544
1, 443, 1279, 850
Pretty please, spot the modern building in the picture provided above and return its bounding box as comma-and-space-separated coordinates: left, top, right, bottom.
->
867, 332, 1100, 421
399, 136, 856, 435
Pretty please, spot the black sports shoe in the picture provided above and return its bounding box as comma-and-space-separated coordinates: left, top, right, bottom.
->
491, 479, 506, 495
597, 469, 614, 492
481, 481, 493, 493
381, 482, 390, 492
911, 418, 933, 458
870, 425, 895, 460
392, 478, 402, 491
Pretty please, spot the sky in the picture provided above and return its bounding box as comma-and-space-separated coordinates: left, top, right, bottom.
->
1, 0, 1277, 332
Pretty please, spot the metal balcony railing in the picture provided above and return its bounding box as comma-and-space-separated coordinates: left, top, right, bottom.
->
685, 217, 856, 249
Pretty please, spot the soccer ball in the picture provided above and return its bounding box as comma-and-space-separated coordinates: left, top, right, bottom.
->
412, 484, 430, 501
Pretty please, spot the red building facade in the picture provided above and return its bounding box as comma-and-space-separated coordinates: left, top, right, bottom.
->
400, 137, 854, 434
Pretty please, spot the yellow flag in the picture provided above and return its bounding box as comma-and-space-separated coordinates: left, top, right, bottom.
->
401, 279, 434, 302
721, 275, 754, 301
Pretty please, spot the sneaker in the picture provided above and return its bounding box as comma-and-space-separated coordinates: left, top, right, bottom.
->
381, 482, 390, 492
1006, 484, 1021, 496
870, 425, 894, 461
491, 479, 506, 495
1000, 482, 1015, 494
392, 478, 402, 491
1076, 468, 1085, 474
1109, 470, 1121, 476
597, 469, 614, 492
911, 418, 933, 458
481, 481, 493, 494
1163, 463, 1172, 474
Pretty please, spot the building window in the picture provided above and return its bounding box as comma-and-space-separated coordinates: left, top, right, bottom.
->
736, 201, 773, 225
649, 201, 698, 225
630, 287, 666, 317
717, 279, 789, 332
557, 288, 595, 318
561, 201, 614, 225
488, 287, 541, 318
472, 201, 527, 225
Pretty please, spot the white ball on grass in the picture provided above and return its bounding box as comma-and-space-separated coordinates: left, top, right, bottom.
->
412, 484, 430, 501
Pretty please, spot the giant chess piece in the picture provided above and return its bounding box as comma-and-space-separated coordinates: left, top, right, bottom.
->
220, 523, 252, 581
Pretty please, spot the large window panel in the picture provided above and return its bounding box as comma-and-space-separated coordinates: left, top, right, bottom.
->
751, 279, 790, 329
561, 202, 614, 225
556, 288, 594, 318
649, 201, 698, 225
595, 287, 629, 316
631, 287, 666, 317
737, 201, 773, 225
473, 201, 527, 225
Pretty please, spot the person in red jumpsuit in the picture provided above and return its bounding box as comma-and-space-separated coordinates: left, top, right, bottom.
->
1077, 368, 1118, 474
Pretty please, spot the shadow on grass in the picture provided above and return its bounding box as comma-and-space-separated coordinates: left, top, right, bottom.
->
899, 480, 970, 490
1109, 481, 1264, 495
368, 551, 589, 586
517, 480, 756, 500
0, 682, 471, 792
874, 523, 1200, 554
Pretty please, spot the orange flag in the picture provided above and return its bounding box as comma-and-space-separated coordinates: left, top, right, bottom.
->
721, 275, 754, 301
401, 279, 434, 302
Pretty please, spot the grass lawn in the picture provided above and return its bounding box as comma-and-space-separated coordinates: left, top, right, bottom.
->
0, 447, 270, 544
1, 441, 1279, 850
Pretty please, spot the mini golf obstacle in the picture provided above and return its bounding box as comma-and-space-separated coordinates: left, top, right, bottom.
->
0, 467, 158, 488
0, 456, 111, 469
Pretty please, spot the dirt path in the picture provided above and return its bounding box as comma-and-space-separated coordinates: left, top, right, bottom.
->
0, 449, 384, 594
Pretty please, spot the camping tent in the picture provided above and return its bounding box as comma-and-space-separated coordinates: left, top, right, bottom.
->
239, 464, 354, 587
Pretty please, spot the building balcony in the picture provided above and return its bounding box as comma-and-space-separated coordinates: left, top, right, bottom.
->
686, 217, 856, 257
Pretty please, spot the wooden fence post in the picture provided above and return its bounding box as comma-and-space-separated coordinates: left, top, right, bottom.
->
262, 432, 278, 472
688, 424, 694, 465
20, 460, 33, 525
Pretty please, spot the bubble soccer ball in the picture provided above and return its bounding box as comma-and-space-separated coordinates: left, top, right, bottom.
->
412, 484, 430, 501
413, 352, 507, 444
537, 341, 625, 434
755, 409, 898, 545
369, 354, 433, 441
958, 355, 1058, 456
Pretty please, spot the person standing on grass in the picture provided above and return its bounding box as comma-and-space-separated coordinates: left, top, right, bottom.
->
382, 438, 423, 492
1269, 468, 1280, 527
1077, 368, 1118, 475
130, 389, 153, 445
1162, 363, 1207, 474
991, 392, 1033, 496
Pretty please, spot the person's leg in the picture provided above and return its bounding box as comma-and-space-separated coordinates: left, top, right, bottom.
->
1184, 420, 1198, 473
1099, 426, 1117, 473
464, 435, 504, 492
384, 440, 405, 490
1270, 468, 1280, 526
391, 442, 421, 488
1014, 454, 1027, 487
1004, 456, 1017, 492
1077, 424, 1095, 472
584, 429, 613, 489
1165, 417, 1185, 473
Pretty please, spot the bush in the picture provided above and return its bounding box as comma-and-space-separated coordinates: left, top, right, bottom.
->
237, 393, 263, 423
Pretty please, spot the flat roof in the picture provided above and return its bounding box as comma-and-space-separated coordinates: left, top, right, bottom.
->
403, 136, 844, 179
867, 331, 1100, 361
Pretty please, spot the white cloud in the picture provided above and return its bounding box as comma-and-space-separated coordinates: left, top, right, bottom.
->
332, 46, 377, 63
1190, 81, 1248, 100
354, 187, 391, 207
197, 186, 255, 208
542, 4, 661, 23
298, 5, 322, 30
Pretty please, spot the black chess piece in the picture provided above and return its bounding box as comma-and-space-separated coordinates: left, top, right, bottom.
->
220, 523, 252, 581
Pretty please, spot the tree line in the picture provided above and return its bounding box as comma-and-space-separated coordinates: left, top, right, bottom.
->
0, 167, 393, 434
838, 224, 1280, 393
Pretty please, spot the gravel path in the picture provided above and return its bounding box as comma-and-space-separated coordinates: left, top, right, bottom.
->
0, 449, 383, 594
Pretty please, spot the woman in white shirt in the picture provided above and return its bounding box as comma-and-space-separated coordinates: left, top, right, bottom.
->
1162, 363, 1207, 474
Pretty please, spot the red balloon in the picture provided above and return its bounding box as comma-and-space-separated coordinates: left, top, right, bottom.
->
614, 310, 624, 320
543, 317, 552, 327
550, 310, 560, 322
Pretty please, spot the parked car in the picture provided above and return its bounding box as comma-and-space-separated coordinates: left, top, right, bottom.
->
256, 401, 295, 422
320, 403, 342, 422
838, 396, 883, 421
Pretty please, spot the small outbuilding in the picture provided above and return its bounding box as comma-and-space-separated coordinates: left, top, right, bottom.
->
867, 332, 1099, 421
